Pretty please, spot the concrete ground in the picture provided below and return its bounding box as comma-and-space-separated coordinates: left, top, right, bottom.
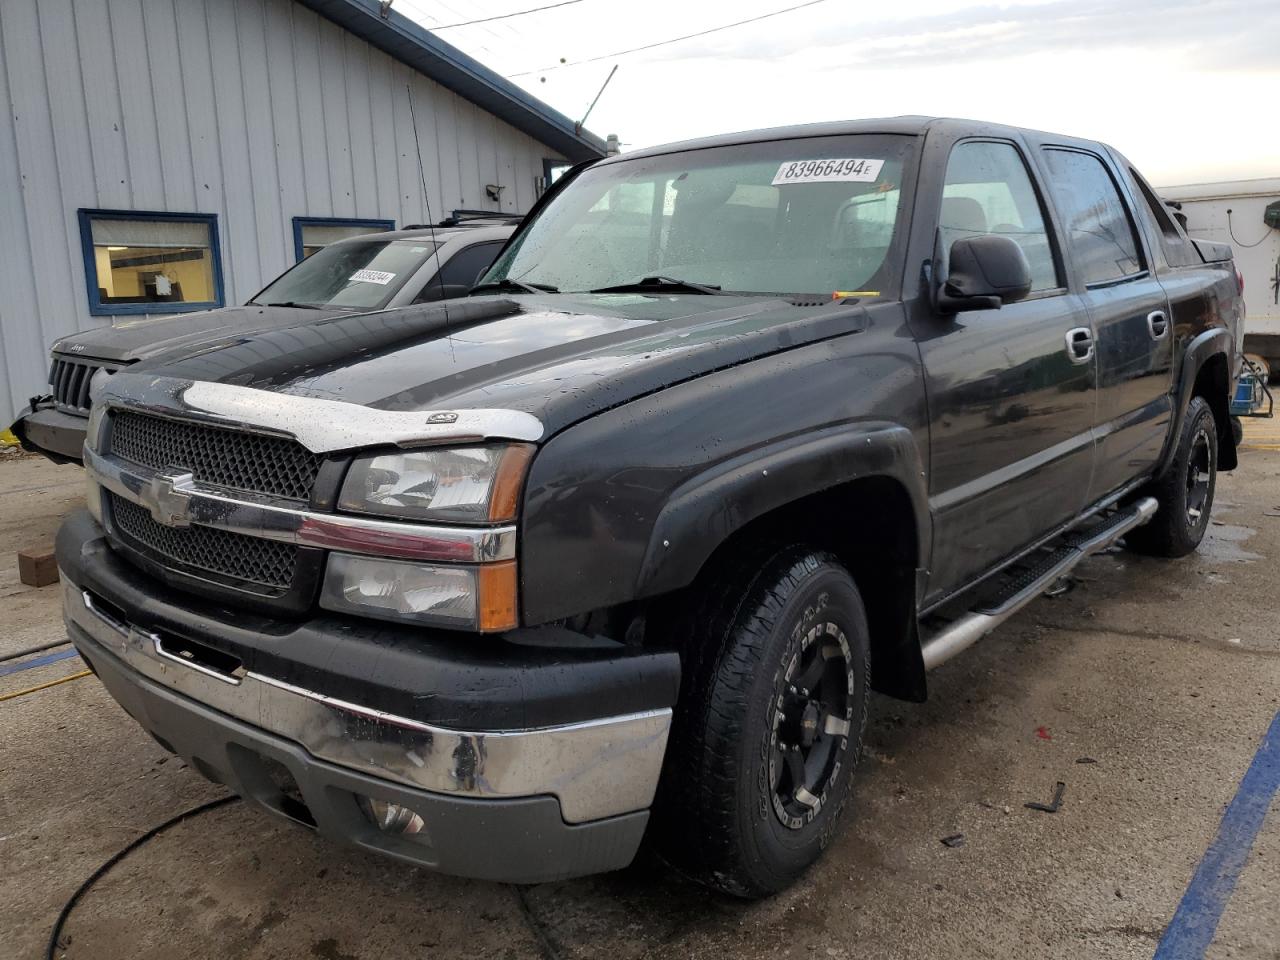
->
2, 424, 1278, 960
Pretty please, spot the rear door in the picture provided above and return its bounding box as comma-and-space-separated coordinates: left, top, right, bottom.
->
1039, 147, 1174, 500
910, 134, 1097, 599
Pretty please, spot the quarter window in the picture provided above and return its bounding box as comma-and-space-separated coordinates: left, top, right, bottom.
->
941, 141, 1061, 293
293, 217, 395, 260
1042, 149, 1145, 284
78, 210, 223, 315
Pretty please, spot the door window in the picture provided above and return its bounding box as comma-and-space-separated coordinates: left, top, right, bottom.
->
1042, 150, 1145, 285
415, 241, 506, 301
941, 141, 1061, 293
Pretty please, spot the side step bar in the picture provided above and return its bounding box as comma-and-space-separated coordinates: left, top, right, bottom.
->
920, 496, 1158, 671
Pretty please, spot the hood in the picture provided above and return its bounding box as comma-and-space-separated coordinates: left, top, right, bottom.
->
118, 294, 871, 438
52, 305, 349, 364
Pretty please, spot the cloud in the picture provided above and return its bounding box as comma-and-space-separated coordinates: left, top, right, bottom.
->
646, 0, 1279, 71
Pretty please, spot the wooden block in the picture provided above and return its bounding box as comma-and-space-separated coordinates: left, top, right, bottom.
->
18, 544, 59, 587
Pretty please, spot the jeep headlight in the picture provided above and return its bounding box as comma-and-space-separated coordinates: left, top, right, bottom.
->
338, 444, 534, 523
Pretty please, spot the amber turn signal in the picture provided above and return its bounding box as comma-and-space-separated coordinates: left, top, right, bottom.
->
488, 443, 535, 522
478, 560, 519, 632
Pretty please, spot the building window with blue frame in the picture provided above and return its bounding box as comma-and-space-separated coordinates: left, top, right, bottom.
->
293, 217, 395, 260
542, 159, 572, 196
78, 209, 224, 316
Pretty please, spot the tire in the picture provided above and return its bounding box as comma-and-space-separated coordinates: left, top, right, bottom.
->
1231, 416, 1244, 448
1125, 395, 1218, 557
653, 546, 871, 898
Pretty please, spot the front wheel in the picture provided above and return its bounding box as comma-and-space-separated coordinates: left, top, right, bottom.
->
1126, 395, 1218, 557
654, 547, 870, 898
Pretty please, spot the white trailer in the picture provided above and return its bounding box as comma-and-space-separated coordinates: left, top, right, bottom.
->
1159, 178, 1280, 373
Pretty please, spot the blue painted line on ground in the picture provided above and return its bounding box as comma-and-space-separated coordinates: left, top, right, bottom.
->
1153, 710, 1280, 959
0, 648, 79, 678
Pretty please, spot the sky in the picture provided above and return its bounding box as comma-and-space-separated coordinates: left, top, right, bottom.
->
395, 0, 1278, 186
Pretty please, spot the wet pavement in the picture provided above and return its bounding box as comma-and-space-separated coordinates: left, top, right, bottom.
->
1, 432, 1278, 960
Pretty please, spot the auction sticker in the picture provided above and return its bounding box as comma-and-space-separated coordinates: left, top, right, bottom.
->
771, 158, 884, 185
349, 268, 396, 285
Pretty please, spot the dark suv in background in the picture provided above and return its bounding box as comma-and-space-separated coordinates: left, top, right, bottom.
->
12, 218, 516, 463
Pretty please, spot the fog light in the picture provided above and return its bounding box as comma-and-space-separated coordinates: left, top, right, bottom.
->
357, 795, 427, 836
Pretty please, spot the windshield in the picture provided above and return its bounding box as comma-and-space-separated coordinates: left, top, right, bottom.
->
482, 134, 914, 297
252, 239, 439, 310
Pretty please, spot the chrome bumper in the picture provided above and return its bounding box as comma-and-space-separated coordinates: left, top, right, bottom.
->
63, 577, 671, 823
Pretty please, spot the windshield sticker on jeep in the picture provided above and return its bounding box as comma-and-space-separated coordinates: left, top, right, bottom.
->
349, 269, 396, 285
772, 159, 885, 185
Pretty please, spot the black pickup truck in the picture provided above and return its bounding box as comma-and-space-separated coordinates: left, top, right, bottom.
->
58, 117, 1244, 898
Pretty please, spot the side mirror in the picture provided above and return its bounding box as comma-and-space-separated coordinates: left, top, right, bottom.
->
935, 235, 1032, 313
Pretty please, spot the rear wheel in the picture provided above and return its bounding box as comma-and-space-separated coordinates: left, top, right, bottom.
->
654, 547, 870, 898
1126, 396, 1218, 557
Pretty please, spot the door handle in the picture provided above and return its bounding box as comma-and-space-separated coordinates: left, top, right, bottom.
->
1147, 310, 1169, 340
1065, 327, 1094, 364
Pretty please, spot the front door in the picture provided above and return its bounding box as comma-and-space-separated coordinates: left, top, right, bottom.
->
1040, 147, 1174, 501
913, 138, 1097, 599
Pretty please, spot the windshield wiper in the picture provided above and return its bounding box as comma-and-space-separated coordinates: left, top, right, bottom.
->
470, 278, 559, 295
260, 301, 322, 309
589, 276, 723, 295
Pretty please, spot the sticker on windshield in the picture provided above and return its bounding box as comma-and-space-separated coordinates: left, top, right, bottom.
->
349, 268, 396, 285
771, 158, 884, 185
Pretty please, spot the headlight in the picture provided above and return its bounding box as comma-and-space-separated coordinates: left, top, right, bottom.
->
320, 554, 518, 632
339, 444, 534, 523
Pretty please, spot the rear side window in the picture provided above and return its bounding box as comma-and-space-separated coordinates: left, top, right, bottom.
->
1128, 167, 1199, 268
941, 141, 1061, 293
1043, 149, 1145, 285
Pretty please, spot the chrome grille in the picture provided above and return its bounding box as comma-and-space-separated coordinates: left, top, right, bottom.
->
110, 493, 297, 590
50, 356, 119, 413
110, 412, 322, 502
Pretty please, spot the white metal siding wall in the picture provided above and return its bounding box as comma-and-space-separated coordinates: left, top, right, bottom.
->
0, 0, 561, 427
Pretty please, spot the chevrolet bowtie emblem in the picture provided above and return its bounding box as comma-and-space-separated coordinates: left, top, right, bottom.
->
141, 471, 196, 527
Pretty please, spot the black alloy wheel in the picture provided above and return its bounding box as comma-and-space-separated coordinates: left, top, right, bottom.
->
1125, 395, 1218, 557
654, 546, 870, 898
769, 621, 855, 830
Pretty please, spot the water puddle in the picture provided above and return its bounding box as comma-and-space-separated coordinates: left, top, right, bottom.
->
1198, 522, 1263, 563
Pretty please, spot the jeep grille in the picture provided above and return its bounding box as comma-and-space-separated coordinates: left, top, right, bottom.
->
50, 356, 121, 414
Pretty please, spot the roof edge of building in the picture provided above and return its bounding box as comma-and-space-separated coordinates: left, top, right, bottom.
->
296, 0, 606, 162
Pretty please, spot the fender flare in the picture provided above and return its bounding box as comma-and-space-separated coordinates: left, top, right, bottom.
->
634, 421, 931, 600
1156, 327, 1237, 477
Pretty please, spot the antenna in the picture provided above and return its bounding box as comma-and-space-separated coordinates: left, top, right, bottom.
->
575, 65, 617, 136
407, 83, 451, 311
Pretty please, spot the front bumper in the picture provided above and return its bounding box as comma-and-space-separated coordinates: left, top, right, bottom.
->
59, 514, 679, 882
11, 401, 87, 464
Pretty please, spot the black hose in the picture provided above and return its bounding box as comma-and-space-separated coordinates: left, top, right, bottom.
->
45, 795, 570, 959
45, 796, 239, 960
0, 638, 70, 665
1227, 209, 1275, 249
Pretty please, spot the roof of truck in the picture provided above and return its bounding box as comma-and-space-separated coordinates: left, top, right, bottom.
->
605, 116, 1113, 164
